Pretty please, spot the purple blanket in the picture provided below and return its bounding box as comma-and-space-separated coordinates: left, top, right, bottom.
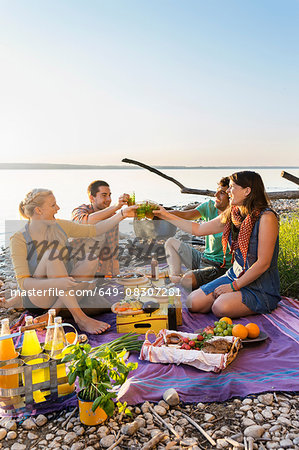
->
86, 296, 299, 405
3, 295, 298, 416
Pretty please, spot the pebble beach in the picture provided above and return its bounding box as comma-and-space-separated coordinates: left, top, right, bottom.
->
0, 199, 298, 450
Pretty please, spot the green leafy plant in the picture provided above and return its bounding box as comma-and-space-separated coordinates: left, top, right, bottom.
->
62, 334, 140, 415
278, 213, 299, 298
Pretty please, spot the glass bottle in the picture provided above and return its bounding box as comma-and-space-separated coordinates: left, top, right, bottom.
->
44, 309, 56, 353
50, 317, 74, 396
21, 316, 42, 356
50, 317, 68, 360
151, 253, 159, 281
0, 318, 18, 389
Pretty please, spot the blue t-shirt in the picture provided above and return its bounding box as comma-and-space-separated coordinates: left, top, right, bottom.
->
196, 199, 231, 268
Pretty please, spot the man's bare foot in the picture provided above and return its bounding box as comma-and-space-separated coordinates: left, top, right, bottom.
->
169, 275, 182, 284
33, 312, 50, 327
76, 316, 111, 335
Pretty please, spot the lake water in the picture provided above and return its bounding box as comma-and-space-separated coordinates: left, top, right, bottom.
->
1, 167, 298, 246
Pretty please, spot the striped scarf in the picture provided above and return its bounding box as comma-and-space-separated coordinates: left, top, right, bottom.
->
221, 207, 261, 273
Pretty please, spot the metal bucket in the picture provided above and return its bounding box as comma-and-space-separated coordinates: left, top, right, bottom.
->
133, 217, 176, 240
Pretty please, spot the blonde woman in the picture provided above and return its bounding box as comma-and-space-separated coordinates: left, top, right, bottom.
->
8, 188, 136, 334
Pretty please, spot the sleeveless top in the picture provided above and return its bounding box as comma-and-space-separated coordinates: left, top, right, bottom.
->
22, 222, 72, 275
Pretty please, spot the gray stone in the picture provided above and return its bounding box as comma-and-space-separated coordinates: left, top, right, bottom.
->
196, 402, 205, 409
150, 429, 161, 438
244, 425, 265, 438
35, 414, 48, 427
262, 409, 273, 419
100, 435, 116, 448
28, 432, 38, 440
135, 407, 141, 414
204, 413, 215, 422
73, 426, 85, 436
0, 429, 7, 440
216, 438, 229, 448
97, 426, 109, 438
158, 399, 170, 410
242, 418, 256, 427
38, 440, 48, 446
4, 420, 17, 431
57, 430, 67, 436
6, 431, 17, 440
279, 439, 293, 448
269, 425, 281, 433
254, 412, 264, 422
266, 443, 279, 449
71, 443, 85, 450
22, 418, 37, 430
154, 405, 167, 416
277, 417, 291, 426
242, 398, 253, 404
11, 444, 27, 450
141, 401, 150, 413
64, 432, 77, 445
293, 437, 299, 446
240, 405, 252, 412
46, 433, 56, 440
258, 394, 274, 406
247, 410, 254, 419
163, 388, 180, 406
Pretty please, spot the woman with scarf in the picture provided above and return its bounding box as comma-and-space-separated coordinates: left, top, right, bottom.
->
155, 171, 280, 317
8, 188, 137, 334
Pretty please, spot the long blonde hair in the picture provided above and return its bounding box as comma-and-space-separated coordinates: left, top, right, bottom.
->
19, 189, 53, 219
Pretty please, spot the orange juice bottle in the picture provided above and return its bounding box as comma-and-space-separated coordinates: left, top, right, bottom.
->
50, 317, 74, 396
0, 318, 18, 389
21, 316, 42, 356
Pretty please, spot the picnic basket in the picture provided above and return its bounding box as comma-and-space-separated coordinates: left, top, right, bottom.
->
140, 329, 242, 372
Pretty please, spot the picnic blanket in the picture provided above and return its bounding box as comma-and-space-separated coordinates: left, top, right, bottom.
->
82, 294, 299, 405
4, 292, 298, 417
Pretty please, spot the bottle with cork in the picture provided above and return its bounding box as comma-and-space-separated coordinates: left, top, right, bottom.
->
151, 253, 159, 281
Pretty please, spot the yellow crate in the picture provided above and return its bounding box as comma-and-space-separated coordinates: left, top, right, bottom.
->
117, 305, 168, 334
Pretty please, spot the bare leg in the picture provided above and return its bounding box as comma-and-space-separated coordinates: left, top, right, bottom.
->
180, 270, 197, 292
164, 238, 183, 283
186, 288, 215, 313
212, 293, 254, 318
30, 251, 110, 334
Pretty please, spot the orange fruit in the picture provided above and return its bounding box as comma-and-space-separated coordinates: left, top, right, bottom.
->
232, 324, 248, 339
245, 323, 260, 339
65, 332, 77, 344
219, 317, 233, 325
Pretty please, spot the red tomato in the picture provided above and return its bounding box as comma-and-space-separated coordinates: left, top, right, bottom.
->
184, 344, 191, 350
197, 335, 204, 341
189, 340, 195, 347
183, 337, 189, 343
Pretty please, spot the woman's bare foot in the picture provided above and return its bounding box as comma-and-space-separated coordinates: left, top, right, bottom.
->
76, 316, 111, 335
0, 294, 23, 309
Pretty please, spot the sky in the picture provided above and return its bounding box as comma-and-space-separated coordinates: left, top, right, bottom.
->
0, 0, 298, 166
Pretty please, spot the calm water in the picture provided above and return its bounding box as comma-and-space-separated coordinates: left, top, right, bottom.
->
1, 167, 298, 245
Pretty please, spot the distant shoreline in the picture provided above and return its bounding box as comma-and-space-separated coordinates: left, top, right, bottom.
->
1, 163, 298, 170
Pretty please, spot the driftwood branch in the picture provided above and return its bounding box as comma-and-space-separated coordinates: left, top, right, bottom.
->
141, 432, 166, 450
122, 158, 299, 200
281, 171, 299, 187
180, 411, 216, 446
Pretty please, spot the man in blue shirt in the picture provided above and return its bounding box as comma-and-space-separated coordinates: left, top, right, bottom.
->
165, 177, 231, 290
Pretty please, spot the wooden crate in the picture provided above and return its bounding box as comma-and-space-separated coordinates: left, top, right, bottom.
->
117, 304, 169, 334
